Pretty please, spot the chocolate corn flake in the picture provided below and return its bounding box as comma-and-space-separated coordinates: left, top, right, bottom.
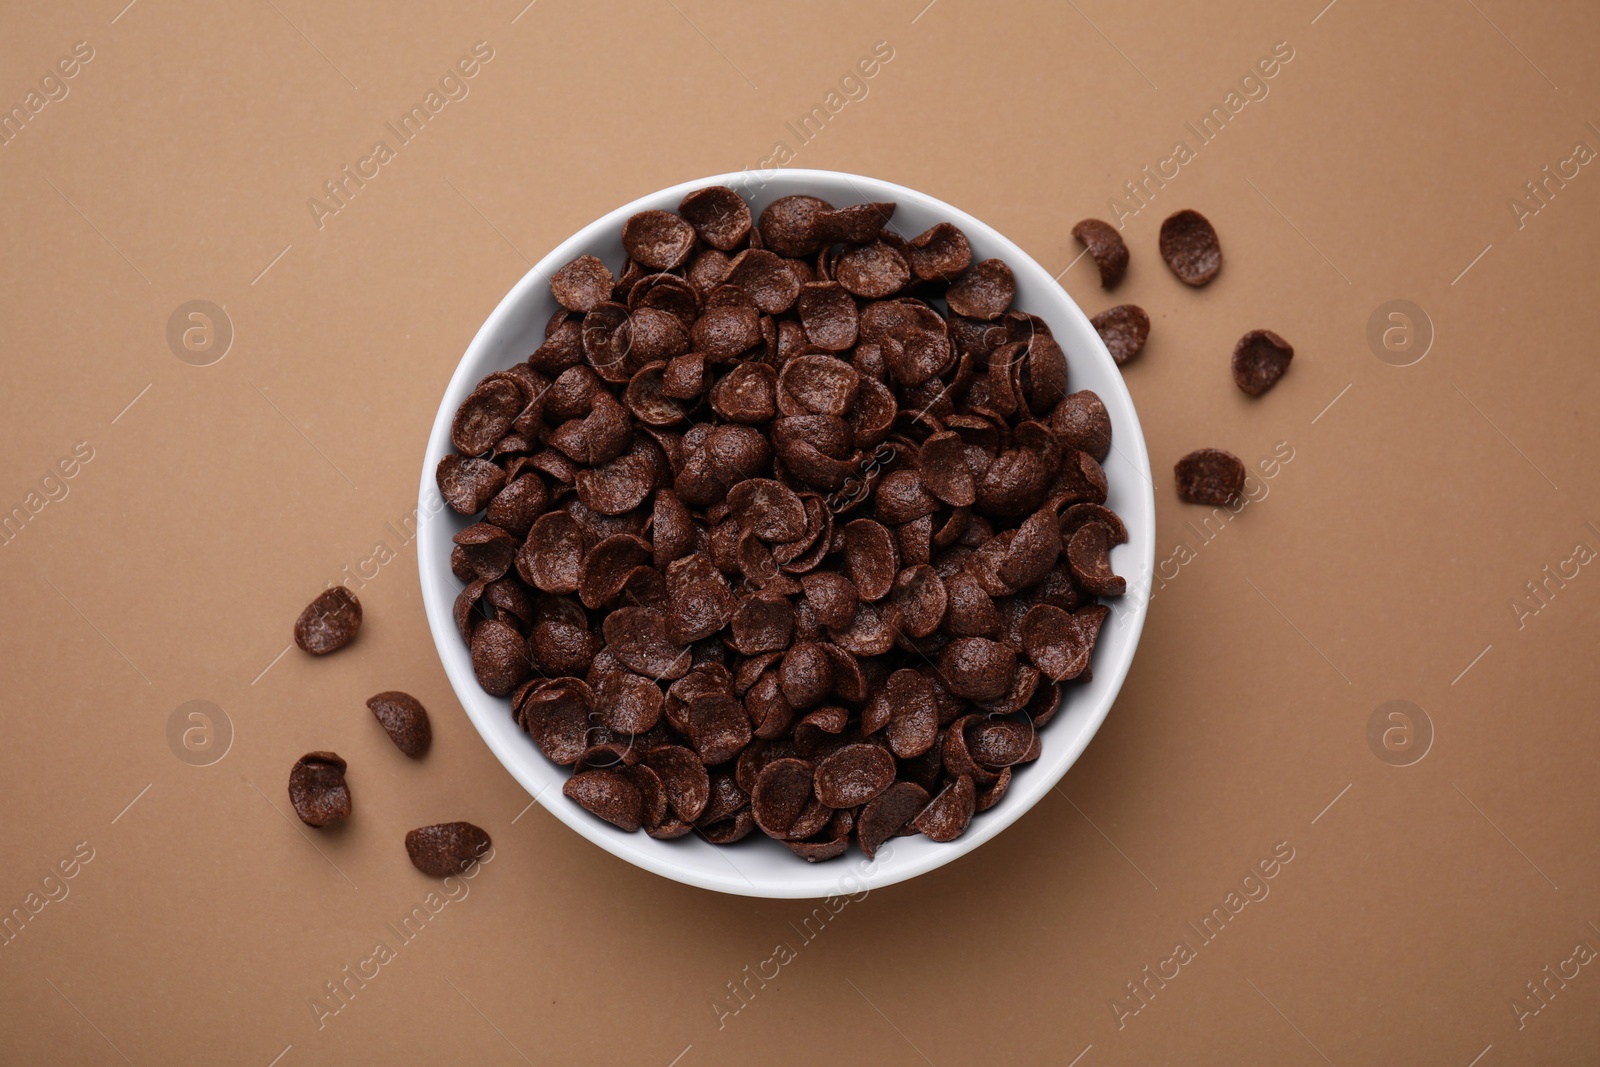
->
1175, 447, 1245, 506
1232, 329, 1293, 396
405, 822, 491, 877
289, 751, 351, 827
294, 586, 362, 655
1090, 304, 1150, 366
367, 692, 431, 759
678, 185, 752, 252
1159, 209, 1222, 286
1071, 219, 1129, 290
551, 254, 615, 313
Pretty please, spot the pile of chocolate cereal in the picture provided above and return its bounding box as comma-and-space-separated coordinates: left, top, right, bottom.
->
437, 186, 1129, 861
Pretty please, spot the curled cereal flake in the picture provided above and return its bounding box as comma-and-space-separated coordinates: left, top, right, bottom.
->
1090, 304, 1150, 366
968, 717, 1038, 769
405, 822, 491, 877
367, 692, 431, 759
289, 751, 350, 827
885, 669, 939, 758
622, 210, 696, 271
580, 302, 633, 382
801, 570, 857, 631
814, 743, 895, 808
294, 586, 362, 655
710, 361, 776, 424
603, 607, 690, 680
687, 248, 734, 294
454, 523, 517, 582
946, 259, 1015, 321
1174, 448, 1245, 506
942, 572, 999, 637
747, 672, 796, 740
1050, 448, 1108, 507
1071, 218, 1129, 290
786, 836, 850, 862
728, 593, 795, 655
1021, 603, 1107, 681
912, 774, 975, 842
574, 742, 639, 773
597, 670, 664, 734
698, 768, 750, 826
780, 355, 860, 417
1159, 209, 1222, 286
727, 249, 801, 314
705, 423, 773, 485
693, 303, 763, 360
937, 637, 1017, 701
699, 809, 756, 843
976, 449, 1050, 518
454, 580, 487, 643
646, 745, 710, 822
758, 195, 832, 257
820, 201, 895, 244
727, 479, 807, 542
451, 545, 476, 584
796, 283, 860, 352
751, 758, 816, 838
857, 781, 929, 859
1232, 329, 1293, 397
916, 432, 976, 508
486, 475, 548, 538
1060, 503, 1127, 549
519, 512, 588, 594
829, 601, 895, 657
532, 317, 584, 375
565, 769, 644, 831
521, 678, 597, 764
844, 519, 899, 602
577, 533, 652, 610
906, 222, 972, 282
874, 468, 936, 525
575, 444, 657, 517
683, 692, 752, 765
662, 352, 707, 399
787, 797, 832, 840
778, 641, 833, 710
551, 254, 615, 312
452, 378, 523, 456
974, 766, 1012, 812
665, 578, 735, 645
529, 596, 601, 676
1066, 522, 1125, 596
631, 272, 702, 325
437, 455, 507, 515
941, 715, 1000, 786
997, 506, 1061, 590
471, 619, 530, 696
627, 763, 669, 828
678, 185, 751, 251
649, 491, 695, 570
892, 566, 947, 640
1049, 391, 1112, 462
835, 239, 910, 298
819, 643, 870, 710
624, 363, 690, 427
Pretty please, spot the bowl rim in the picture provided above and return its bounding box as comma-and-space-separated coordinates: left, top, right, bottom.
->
417, 168, 1156, 898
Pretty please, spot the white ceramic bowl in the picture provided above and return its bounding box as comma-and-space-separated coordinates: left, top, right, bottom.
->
419, 169, 1154, 898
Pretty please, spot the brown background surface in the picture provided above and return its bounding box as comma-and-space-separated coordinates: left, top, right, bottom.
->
3, 0, 1598, 1063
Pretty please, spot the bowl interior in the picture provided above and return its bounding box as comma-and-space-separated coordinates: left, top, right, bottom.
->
418, 169, 1155, 898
